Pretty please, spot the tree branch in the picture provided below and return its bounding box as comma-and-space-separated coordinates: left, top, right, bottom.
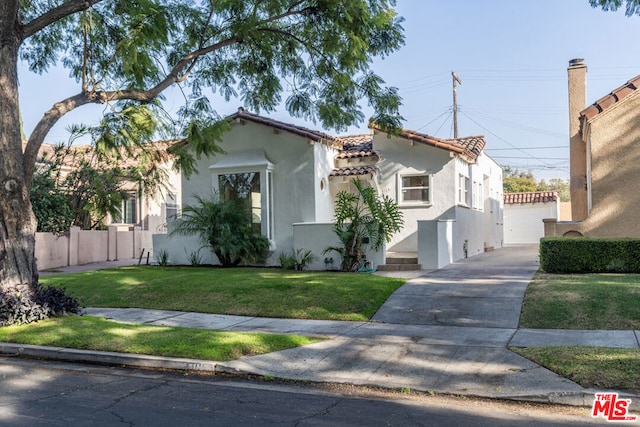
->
20, 0, 104, 41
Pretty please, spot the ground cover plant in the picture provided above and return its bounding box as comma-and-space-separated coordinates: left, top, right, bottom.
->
0, 316, 321, 361
519, 271, 640, 330
39, 266, 406, 321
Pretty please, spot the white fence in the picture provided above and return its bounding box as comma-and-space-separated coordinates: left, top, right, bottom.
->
35, 226, 153, 270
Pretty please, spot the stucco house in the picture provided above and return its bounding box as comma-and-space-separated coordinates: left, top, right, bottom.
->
33, 141, 181, 234
504, 191, 559, 244
545, 59, 640, 237
154, 108, 504, 269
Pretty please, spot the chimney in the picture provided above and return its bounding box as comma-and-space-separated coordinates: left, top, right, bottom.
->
567, 58, 588, 221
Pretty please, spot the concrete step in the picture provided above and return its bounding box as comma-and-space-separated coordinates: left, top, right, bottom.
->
385, 257, 419, 265
376, 263, 423, 271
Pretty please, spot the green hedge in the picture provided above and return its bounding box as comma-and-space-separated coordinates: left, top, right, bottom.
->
540, 237, 640, 273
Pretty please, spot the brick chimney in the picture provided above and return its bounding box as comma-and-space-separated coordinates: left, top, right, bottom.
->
567, 58, 588, 221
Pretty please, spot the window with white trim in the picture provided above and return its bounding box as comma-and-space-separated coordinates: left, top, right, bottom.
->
398, 173, 431, 205
473, 180, 483, 211
209, 150, 274, 240
458, 174, 469, 206
165, 192, 179, 222
113, 191, 137, 224
214, 170, 273, 239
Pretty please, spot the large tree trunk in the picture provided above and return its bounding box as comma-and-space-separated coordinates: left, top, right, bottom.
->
0, 3, 39, 288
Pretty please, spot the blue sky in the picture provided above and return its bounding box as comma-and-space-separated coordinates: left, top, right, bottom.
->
19, 0, 640, 180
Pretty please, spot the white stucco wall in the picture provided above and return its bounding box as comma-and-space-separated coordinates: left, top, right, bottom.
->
158, 120, 339, 266
313, 143, 337, 222
373, 133, 456, 252
372, 133, 503, 261
504, 201, 558, 244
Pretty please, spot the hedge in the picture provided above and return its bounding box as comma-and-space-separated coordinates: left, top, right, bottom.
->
540, 237, 640, 273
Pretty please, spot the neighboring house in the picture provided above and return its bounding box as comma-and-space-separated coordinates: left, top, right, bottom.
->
32, 141, 181, 234
154, 108, 504, 270
504, 191, 558, 244
545, 59, 640, 237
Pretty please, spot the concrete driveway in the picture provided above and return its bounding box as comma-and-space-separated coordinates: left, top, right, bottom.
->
371, 245, 540, 328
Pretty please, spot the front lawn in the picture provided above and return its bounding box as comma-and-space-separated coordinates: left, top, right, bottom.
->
519, 271, 640, 330
40, 266, 406, 321
512, 347, 640, 394
516, 270, 640, 393
0, 316, 321, 362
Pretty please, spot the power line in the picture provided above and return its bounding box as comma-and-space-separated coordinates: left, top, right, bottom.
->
491, 156, 568, 160
459, 110, 558, 170
486, 146, 566, 151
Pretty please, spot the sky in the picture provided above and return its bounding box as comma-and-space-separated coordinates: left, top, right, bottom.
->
18, 0, 640, 181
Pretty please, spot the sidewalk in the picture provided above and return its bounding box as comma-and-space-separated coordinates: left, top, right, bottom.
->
4, 246, 639, 409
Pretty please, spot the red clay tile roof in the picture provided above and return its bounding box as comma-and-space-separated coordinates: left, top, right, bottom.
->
503, 191, 558, 205
370, 125, 485, 163
230, 108, 344, 147
581, 75, 640, 120
329, 166, 378, 177
336, 134, 379, 160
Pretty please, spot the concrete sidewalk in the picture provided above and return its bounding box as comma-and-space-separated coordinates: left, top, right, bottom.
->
4, 246, 638, 408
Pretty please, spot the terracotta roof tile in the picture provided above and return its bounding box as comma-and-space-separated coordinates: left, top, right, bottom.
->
329, 166, 378, 177
503, 191, 558, 205
370, 125, 486, 163
335, 134, 379, 160
580, 74, 640, 120
230, 108, 344, 147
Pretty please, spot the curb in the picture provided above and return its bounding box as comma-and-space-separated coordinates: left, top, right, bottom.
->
3, 342, 640, 412
0, 342, 217, 373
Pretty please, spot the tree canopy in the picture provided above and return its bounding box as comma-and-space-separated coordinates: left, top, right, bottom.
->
590, 0, 640, 15
18, 0, 405, 178
502, 167, 570, 201
0, 0, 405, 289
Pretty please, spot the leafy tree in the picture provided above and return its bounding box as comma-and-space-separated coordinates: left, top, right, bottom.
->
324, 179, 403, 272
1, 1, 404, 289
30, 165, 73, 234
537, 178, 570, 202
31, 139, 170, 231
171, 194, 269, 267
502, 167, 537, 193
590, 0, 640, 16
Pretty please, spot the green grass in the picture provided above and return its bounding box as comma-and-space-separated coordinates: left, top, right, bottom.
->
0, 315, 322, 362
512, 347, 640, 394
516, 271, 640, 393
40, 266, 406, 321
519, 271, 640, 330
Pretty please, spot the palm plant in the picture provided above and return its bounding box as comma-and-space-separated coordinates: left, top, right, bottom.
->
324, 179, 404, 271
171, 194, 269, 267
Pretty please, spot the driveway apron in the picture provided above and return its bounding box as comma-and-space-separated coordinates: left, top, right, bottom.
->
371, 245, 540, 328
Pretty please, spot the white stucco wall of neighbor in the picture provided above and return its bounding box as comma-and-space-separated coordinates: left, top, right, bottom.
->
504, 202, 558, 244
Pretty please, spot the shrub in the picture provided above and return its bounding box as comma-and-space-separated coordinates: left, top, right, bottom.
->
279, 248, 314, 270
324, 179, 403, 272
186, 249, 204, 267
540, 237, 640, 273
155, 249, 169, 267
0, 284, 81, 326
171, 194, 269, 267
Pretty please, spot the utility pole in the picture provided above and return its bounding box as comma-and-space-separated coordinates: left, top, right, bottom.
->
452, 71, 462, 138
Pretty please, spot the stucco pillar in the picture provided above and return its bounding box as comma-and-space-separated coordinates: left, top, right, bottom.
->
68, 226, 80, 266
108, 226, 117, 261
133, 226, 142, 259
567, 58, 588, 221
